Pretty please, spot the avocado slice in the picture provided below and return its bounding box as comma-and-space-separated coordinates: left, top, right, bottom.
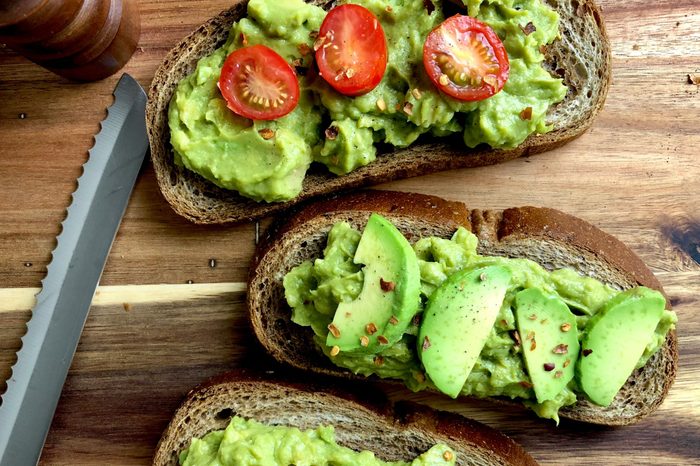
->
578, 287, 666, 407
418, 266, 511, 398
514, 288, 579, 403
326, 213, 420, 353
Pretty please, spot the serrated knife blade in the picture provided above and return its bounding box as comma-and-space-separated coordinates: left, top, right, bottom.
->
0, 74, 148, 466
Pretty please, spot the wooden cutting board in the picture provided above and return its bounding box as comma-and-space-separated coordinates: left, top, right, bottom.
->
0, 0, 698, 464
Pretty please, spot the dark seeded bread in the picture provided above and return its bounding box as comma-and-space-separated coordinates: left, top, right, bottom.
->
247, 190, 678, 426
153, 369, 539, 466
146, 0, 611, 224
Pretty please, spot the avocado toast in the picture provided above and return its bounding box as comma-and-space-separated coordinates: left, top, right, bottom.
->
154, 369, 539, 466
247, 190, 678, 425
146, 0, 610, 223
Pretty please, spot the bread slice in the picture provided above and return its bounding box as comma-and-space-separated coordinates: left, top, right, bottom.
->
247, 190, 678, 425
146, 0, 611, 224
153, 369, 539, 466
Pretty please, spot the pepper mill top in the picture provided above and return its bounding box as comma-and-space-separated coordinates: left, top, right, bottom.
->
0, 0, 140, 82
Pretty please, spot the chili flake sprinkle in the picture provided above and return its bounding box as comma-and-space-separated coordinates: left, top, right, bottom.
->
258, 128, 275, 140
380, 278, 395, 291
520, 22, 537, 35
327, 323, 340, 338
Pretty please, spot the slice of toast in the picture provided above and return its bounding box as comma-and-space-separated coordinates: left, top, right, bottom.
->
146, 0, 610, 224
153, 369, 539, 466
246, 190, 677, 425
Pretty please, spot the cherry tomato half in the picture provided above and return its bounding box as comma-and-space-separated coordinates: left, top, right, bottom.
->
423, 15, 509, 101
315, 4, 387, 96
218, 44, 300, 120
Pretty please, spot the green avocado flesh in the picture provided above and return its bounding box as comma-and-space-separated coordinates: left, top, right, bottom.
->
326, 213, 421, 352
169, 0, 567, 202
578, 288, 666, 407
283, 217, 678, 422
419, 266, 511, 398
179, 416, 456, 466
514, 288, 579, 403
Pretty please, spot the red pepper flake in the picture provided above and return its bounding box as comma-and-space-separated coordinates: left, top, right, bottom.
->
373, 356, 384, 367
389, 315, 399, 325
377, 335, 389, 345
258, 128, 275, 140
583, 348, 593, 357
309, 30, 319, 40
511, 330, 522, 346
530, 338, 537, 351
412, 314, 421, 326
519, 380, 534, 388
325, 125, 338, 141
554, 370, 563, 379
528, 313, 537, 320
360, 335, 369, 347
297, 43, 312, 56
543, 362, 555, 371
552, 344, 569, 354
380, 278, 395, 292
520, 107, 533, 120
327, 323, 340, 338
240, 33, 248, 46
563, 359, 571, 368
560, 322, 572, 332
365, 322, 378, 335
329, 345, 340, 357
422, 335, 431, 351
519, 22, 537, 36
443, 451, 453, 462
539, 44, 547, 54
414, 371, 426, 383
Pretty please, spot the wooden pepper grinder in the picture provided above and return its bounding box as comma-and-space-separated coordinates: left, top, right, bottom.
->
0, 0, 140, 81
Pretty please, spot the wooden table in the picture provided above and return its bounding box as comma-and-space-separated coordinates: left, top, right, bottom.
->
1, 1, 698, 464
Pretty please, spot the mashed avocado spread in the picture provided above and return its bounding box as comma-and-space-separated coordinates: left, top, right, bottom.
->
283, 222, 677, 422
169, 0, 567, 202
179, 416, 456, 466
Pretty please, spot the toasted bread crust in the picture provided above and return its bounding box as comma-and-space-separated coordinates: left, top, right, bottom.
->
146, 0, 611, 224
153, 369, 539, 466
247, 190, 677, 425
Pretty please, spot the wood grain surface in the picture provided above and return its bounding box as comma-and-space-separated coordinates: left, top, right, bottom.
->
1, 0, 699, 464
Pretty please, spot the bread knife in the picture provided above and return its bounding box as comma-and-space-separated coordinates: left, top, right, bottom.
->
0, 74, 148, 466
